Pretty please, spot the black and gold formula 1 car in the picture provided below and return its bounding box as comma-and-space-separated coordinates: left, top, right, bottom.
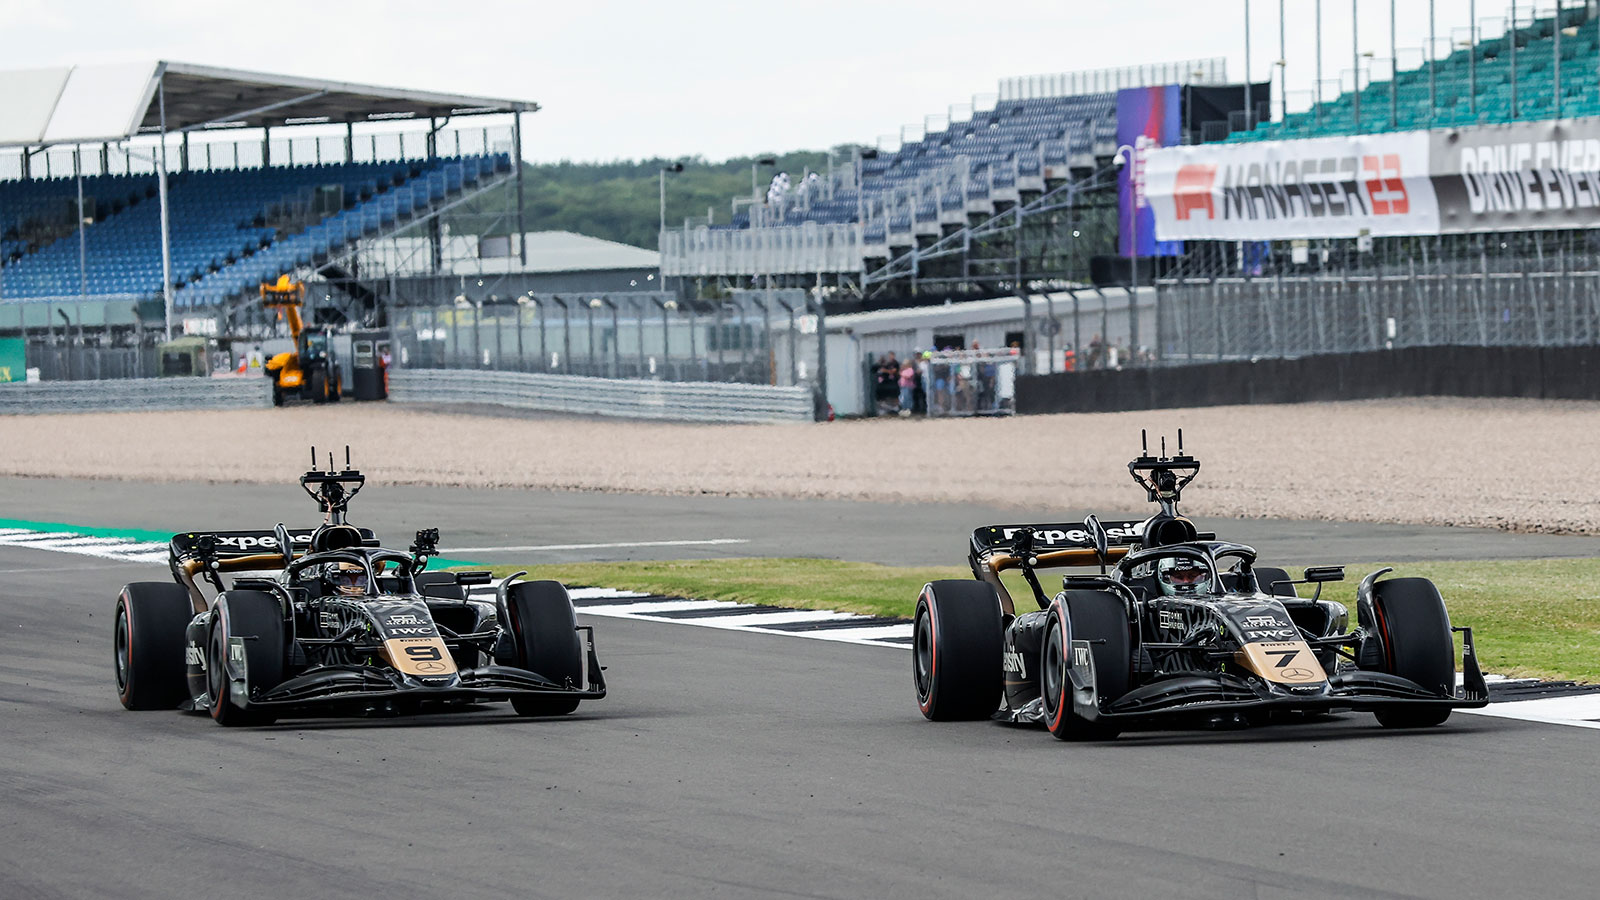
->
112, 451, 604, 726
913, 432, 1488, 740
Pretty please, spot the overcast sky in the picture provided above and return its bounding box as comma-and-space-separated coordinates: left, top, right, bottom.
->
6, 0, 1530, 163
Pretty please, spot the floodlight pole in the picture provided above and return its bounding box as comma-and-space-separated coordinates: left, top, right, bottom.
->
1510, 0, 1519, 119
76, 149, 87, 307
1244, 0, 1253, 128
157, 75, 174, 342
513, 108, 526, 266
1352, 0, 1360, 132
1429, 0, 1436, 122
1316, 0, 1324, 127
1470, 0, 1477, 116
1554, 0, 1562, 120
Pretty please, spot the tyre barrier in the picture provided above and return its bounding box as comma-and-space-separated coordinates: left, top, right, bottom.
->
388, 368, 816, 424
0, 376, 272, 414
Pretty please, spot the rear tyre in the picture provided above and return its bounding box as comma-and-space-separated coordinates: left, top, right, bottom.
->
1366, 577, 1455, 728
207, 592, 284, 727
1042, 590, 1130, 741
505, 581, 583, 716
271, 382, 285, 407
310, 369, 329, 404
913, 580, 1003, 721
114, 583, 194, 710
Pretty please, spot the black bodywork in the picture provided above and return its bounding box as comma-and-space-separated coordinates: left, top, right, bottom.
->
922, 432, 1488, 735
125, 451, 604, 722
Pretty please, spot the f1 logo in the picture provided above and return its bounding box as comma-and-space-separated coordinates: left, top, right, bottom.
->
1174, 164, 1217, 220
1362, 154, 1409, 215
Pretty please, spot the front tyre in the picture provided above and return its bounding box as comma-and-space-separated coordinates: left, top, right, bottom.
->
1042, 590, 1130, 741
505, 581, 584, 717
913, 581, 1003, 721
1365, 577, 1455, 728
114, 583, 194, 710
207, 592, 284, 727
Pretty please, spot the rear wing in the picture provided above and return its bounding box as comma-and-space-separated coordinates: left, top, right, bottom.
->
969, 520, 1148, 559
170, 527, 377, 563
168, 527, 379, 613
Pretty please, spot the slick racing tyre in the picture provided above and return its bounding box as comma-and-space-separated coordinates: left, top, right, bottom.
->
913, 580, 1003, 721
114, 583, 194, 710
1042, 590, 1130, 741
1364, 577, 1455, 728
505, 581, 584, 717
207, 592, 284, 727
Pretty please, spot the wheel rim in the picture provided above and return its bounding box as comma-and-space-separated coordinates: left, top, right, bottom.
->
114, 603, 131, 694
1042, 615, 1064, 718
208, 620, 227, 715
913, 606, 934, 703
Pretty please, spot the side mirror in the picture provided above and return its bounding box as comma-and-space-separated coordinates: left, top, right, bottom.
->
1303, 565, 1346, 583
1083, 514, 1110, 568
273, 523, 294, 568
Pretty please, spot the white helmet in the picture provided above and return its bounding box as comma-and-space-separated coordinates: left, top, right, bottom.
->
1157, 556, 1211, 597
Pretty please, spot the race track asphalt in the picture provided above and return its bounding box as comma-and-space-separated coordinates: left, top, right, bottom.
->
2, 477, 1597, 899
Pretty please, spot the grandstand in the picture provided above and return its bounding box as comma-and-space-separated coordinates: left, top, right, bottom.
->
660, 59, 1248, 300
0, 61, 528, 337
1233, 6, 1595, 140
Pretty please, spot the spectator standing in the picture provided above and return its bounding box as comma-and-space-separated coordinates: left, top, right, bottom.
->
898, 358, 916, 416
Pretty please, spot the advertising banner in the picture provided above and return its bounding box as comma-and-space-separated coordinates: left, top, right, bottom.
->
0, 338, 23, 383
1142, 131, 1439, 240
1430, 118, 1600, 232
1143, 118, 1600, 241
1117, 85, 1184, 257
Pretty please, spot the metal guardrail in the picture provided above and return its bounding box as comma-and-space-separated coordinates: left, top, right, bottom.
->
0, 376, 271, 414
388, 369, 815, 424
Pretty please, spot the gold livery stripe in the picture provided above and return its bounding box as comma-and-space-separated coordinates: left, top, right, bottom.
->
382, 637, 458, 677
1235, 640, 1327, 684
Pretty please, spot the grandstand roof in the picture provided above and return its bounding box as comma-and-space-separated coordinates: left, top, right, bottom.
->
0, 61, 534, 148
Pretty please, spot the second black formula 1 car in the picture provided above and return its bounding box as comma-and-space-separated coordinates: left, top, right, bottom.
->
913, 432, 1488, 740
113, 449, 604, 726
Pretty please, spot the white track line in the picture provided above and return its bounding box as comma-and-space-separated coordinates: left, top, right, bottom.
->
444, 539, 749, 553
5, 524, 1595, 728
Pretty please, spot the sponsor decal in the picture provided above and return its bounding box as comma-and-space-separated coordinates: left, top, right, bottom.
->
1072, 644, 1091, 668
184, 643, 205, 669
1002, 650, 1026, 676
999, 521, 1144, 547
212, 533, 313, 551
228, 637, 245, 665
1158, 609, 1185, 631
386, 626, 434, 637
385, 614, 423, 626
1244, 615, 1287, 629
1244, 628, 1300, 641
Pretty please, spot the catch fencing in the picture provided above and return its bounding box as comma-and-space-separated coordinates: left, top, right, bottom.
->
388, 289, 821, 388
921, 349, 1020, 417
0, 376, 271, 414
1155, 264, 1600, 366
387, 369, 814, 424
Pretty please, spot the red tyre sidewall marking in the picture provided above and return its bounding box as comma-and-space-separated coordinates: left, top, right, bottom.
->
117, 592, 133, 705
1047, 603, 1068, 733
210, 602, 227, 720
917, 589, 937, 716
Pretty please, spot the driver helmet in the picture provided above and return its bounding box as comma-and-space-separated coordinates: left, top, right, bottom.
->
322, 561, 368, 596
1157, 556, 1211, 597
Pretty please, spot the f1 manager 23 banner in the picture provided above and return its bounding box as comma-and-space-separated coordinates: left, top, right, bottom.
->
1141, 132, 1439, 240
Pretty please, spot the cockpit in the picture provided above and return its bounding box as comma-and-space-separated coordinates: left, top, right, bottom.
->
284, 549, 419, 600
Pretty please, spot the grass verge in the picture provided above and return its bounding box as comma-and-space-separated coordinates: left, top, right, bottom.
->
485, 556, 1600, 683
